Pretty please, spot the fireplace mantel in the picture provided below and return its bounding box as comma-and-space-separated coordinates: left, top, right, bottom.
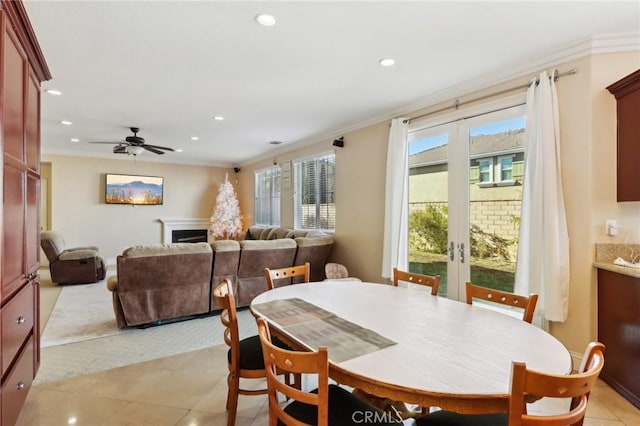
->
159, 218, 210, 244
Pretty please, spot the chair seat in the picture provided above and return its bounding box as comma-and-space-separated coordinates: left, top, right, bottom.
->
416, 410, 507, 426
228, 335, 290, 370
280, 384, 401, 425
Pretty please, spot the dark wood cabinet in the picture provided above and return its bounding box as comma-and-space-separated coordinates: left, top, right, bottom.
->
597, 268, 640, 409
0, 1, 50, 424
607, 69, 640, 202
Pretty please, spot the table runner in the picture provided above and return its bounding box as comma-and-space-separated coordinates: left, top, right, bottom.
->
252, 297, 396, 362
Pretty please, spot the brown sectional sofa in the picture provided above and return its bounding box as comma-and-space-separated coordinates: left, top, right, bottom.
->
107, 243, 213, 328
212, 226, 334, 307
107, 227, 333, 328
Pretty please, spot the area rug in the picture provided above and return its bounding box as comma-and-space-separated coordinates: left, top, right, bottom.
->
40, 279, 120, 348
36, 280, 257, 384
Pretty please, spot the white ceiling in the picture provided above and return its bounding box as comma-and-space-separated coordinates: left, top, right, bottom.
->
23, 1, 640, 167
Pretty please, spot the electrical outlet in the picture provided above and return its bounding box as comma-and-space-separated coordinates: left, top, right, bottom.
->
606, 220, 618, 236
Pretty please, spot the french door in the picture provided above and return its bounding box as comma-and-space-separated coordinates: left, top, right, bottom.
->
407, 100, 526, 301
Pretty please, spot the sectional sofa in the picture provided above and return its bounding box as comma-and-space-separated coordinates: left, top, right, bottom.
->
107, 227, 333, 328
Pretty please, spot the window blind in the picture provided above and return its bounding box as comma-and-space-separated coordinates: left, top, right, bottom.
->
294, 154, 335, 231
254, 166, 281, 226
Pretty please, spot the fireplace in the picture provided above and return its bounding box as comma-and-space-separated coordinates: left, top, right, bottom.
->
159, 218, 210, 244
172, 229, 208, 243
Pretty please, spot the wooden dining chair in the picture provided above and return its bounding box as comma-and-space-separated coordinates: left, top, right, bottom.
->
213, 279, 267, 426
466, 282, 539, 324
256, 317, 401, 426
264, 262, 310, 290
393, 267, 441, 296
416, 341, 605, 426
213, 279, 299, 426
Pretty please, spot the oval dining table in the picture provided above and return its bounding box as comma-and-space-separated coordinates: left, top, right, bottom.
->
250, 280, 573, 414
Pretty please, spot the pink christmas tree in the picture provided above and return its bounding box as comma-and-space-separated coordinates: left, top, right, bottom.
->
210, 174, 243, 239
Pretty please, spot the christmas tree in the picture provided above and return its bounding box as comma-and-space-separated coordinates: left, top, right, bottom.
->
210, 174, 243, 239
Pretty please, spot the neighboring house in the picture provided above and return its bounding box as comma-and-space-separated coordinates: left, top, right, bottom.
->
409, 129, 525, 245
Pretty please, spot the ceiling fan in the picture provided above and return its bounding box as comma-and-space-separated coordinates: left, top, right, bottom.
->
89, 127, 175, 155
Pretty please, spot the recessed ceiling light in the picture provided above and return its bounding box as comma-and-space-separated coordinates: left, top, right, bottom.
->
70, 138, 79, 142
190, 136, 199, 141
269, 140, 283, 145
379, 58, 396, 67
46, 89, 62, 96
60, 120, 72, 125
213, 116, 225, 121
176, 149, 183, 153
255, 14, 276, 27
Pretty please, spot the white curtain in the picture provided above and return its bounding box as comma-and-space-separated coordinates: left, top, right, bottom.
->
514, 70, 570, 322
381, 118, 409, 278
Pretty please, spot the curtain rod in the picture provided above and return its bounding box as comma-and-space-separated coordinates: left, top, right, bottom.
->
403, 68, 578, 124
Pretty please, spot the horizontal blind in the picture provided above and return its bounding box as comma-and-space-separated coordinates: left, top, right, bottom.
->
255, 166, 281, 226
294, 154, 335, 231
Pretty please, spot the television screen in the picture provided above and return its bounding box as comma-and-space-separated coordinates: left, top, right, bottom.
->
105, 173, 164, 205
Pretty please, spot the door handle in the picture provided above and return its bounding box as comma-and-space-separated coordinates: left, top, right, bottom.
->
449, 242, 455, 261
459, 243, 465, 264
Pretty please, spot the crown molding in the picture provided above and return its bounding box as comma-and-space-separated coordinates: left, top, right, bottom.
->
241, 33, 639, 167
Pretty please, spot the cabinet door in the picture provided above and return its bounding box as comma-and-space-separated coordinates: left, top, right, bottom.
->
2, 164, 25, 298
26, 174, 40, 274
2, 26, 25, 163
26, 73, 40, 173
616, 89, 640, 201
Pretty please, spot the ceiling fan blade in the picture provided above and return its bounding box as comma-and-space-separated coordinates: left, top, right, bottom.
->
143, 145, 165, 155
144, 144, 175, 152
88, 141, 123, 144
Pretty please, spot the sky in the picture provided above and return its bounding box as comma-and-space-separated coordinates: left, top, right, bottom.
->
408, 116, 526, 155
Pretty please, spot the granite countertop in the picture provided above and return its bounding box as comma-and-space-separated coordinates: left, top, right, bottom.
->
594, 243, 640, 278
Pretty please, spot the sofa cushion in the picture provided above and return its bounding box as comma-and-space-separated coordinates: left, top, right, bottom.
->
40, 230, 66, 261
210, 240, 240, 251
123, 242, 212, 258
240, 239, 297, 251
267, 227, 291, 240
59, 249, 99, 261
294, 235, 334, 247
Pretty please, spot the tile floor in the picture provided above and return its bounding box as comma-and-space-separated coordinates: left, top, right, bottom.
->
15, 344, 640, 426
15, 272, 640, 425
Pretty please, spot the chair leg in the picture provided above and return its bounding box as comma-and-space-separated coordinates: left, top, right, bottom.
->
226, 373, 239, 426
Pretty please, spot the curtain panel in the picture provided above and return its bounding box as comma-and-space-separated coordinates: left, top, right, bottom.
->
382, 118, 409, 278
514, 70, 570, 322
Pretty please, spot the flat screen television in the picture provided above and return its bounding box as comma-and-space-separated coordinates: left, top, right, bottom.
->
105, 173, 164, 205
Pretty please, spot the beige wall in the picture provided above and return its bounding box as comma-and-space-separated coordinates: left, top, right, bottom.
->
239, 51, 639, 355
42, 154, 230, 262
45, 51, 639, 355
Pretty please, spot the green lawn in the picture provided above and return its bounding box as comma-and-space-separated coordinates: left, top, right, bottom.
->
409, 252, 515, 295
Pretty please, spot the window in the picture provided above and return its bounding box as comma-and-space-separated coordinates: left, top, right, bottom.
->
478, 158, 493, 185
294, 154, 336, 231
498, 155, 514, 183
255, 166, 281, 226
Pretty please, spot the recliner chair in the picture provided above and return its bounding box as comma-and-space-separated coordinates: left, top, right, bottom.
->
40, 230, 106, 284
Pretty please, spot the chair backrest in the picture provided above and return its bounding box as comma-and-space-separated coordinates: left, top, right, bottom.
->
212, 279, 241, 372
40, 230, 66, 261
325, 262, 349, 279
264, 262, 310, 290
465, 282, 538, 323
257, 317, 330, 426
393, 267, 441, 296
507, 342, 605, 426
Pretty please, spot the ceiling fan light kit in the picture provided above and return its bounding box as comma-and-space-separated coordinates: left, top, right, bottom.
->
89, 127, 176, 156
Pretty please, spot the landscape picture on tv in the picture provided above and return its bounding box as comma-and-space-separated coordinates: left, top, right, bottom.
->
105, 173, 164, 205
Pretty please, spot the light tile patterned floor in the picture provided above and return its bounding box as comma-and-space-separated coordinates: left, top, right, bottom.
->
16, 344, 640, 426
18, 269, 639, 425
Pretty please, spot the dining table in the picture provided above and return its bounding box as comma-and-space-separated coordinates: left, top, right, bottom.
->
250, 280, 573, 414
